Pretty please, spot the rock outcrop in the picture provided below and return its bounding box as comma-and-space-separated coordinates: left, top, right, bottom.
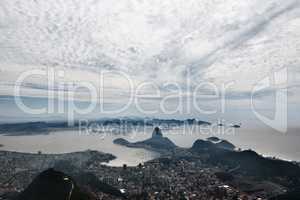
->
114, 127, 176, 151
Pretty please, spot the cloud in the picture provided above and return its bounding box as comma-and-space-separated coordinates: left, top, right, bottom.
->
0, 0, 299, 116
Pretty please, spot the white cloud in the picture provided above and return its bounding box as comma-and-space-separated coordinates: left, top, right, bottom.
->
0, 0, 299, 119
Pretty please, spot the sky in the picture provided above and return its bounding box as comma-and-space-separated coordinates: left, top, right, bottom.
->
0, 0, 299, 128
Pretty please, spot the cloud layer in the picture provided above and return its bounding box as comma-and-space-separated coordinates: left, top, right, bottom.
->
0, 0, 300, 120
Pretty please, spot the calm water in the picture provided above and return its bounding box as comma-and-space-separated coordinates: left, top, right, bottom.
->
0, 129, 160, 166
0, 125, 300, 166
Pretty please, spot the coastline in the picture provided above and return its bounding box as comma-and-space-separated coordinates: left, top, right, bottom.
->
1, 136, 300, 200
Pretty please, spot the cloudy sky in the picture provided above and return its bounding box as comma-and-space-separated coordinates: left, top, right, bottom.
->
0, 0, 299, 126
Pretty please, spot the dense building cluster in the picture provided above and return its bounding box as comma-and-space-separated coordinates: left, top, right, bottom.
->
88, 158, 259, 200
0, 147, 292, 200
0, 150, 262, 200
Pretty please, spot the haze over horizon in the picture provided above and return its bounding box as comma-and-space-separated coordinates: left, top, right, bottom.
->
0, 0, 299, 129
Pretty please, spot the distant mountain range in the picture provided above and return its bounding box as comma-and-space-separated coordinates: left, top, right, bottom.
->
0, 118, 212, 135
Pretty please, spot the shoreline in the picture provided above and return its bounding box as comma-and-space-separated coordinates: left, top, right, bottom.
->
0, 143, 299, 165
1, 140, 300, 199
